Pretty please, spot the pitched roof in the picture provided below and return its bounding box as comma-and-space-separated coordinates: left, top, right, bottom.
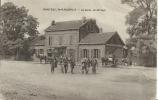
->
45, 20, 88, 32
31, 36, 45, 46
33, 39, 45, 46
80, 32, 116, 44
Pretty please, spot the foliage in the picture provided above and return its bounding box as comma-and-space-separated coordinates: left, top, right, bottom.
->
0, 2, 39, 60
122, 0, 157, 66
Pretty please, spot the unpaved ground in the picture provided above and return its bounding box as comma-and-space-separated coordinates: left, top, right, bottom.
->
0, 60, 156, 100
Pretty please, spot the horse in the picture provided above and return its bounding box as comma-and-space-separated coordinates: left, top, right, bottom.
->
101, 57, 108, 67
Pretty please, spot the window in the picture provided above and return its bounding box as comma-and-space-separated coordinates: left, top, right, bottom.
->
39, 49, 44, 54
92, 49, 100, 58
83, 49, 89, 58
49, 36, 54, 46
87, 25, 93, 32
47, 49, 52, 57
49, 36, 51, 46
59, 36, 63, 45
94, 49, 98, 58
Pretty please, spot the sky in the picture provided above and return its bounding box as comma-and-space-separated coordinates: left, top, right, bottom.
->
2, 0, 133, 41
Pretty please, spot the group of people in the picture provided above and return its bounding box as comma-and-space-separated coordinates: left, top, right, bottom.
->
50, 56, 75, 74
81, 57, 98, 74
50, 56, 98, 74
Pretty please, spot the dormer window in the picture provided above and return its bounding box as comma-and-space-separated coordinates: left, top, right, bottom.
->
87, 25, 93, 32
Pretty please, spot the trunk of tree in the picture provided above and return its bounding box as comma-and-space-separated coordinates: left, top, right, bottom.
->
15, 47, 20, 60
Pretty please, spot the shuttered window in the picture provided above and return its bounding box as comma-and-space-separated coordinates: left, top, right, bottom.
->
94, 49, 97, 58
83, 49, 87, 58
80, 49, 91, 58
80, 49, 88, 58
91, 49, 101, 58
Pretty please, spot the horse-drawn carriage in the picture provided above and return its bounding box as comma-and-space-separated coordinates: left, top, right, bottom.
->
101, 54, 117, 67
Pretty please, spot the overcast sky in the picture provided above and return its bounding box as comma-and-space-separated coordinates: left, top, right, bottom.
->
2, 0, 132, 41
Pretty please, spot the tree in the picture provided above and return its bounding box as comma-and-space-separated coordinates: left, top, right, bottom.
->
0, 2, 39, 60
122, 0, 156, 36
122, 0, 157, 67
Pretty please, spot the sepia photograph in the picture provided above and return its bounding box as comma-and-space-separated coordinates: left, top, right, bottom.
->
0, 0, 157, 100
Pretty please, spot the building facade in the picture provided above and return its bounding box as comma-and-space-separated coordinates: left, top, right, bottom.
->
44, 18, 99, 61
31, 36, 45, 57
42, 18, 124, 62
79, 32, 124, 61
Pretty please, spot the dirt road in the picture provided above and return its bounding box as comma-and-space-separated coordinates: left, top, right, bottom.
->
0, 60, 156, 100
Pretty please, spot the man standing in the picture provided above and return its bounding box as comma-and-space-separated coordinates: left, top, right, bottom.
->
69, 57, 75, 74
59, 56, 64, 73
91, 58, 98, 74
86, 57, 91, 74
81, 57, 88, 74
50, 57, 55, 73
54, 57, 58, 68
63, 57, 68, 74
50, 56, 58, 73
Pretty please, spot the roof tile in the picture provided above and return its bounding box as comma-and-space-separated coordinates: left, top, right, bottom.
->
45, 20, 87, 32
80, 32, 116, 44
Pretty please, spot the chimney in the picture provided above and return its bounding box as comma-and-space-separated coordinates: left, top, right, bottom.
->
51, 20, 55, 25
82, 16, 86, 23
89, 18, 96, 24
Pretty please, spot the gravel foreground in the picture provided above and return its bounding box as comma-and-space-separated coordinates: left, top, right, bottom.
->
0, 60, 156, 100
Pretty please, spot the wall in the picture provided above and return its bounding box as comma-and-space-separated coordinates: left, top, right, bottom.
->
79, 44, 105, 61
45, 30, 79, 60
45, 30, 79, 47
